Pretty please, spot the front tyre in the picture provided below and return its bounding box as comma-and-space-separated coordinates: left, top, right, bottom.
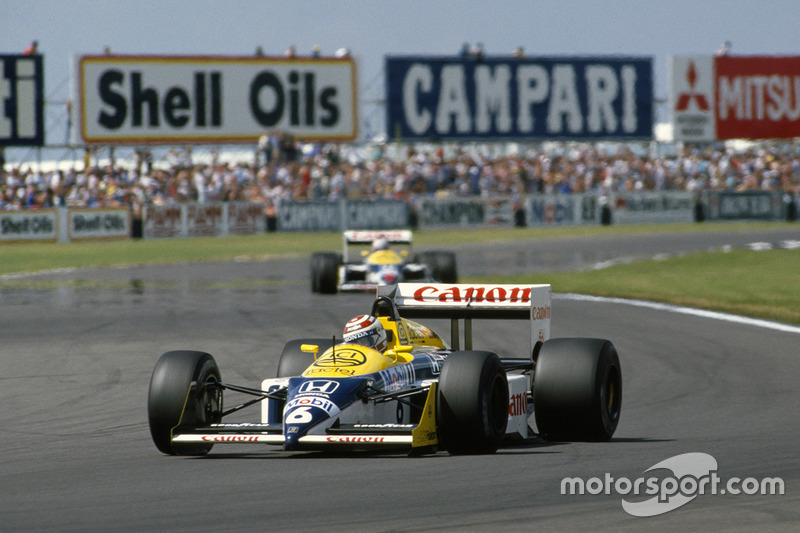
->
147, 350, 222, 455
437, 351, 508, 455
533, 338, 622, 441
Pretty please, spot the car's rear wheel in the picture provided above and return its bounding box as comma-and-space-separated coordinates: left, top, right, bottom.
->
417, 251, 458, 283
436, 351, 508, 454
533, 338, 622, 441
147, 350, 222, 455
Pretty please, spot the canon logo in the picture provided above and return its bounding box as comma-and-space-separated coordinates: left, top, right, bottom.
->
201, 435, 262, 442
413, 285, 531, 303
326, 436, 386, 443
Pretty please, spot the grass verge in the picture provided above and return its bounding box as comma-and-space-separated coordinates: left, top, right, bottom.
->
1, 222, 797, 324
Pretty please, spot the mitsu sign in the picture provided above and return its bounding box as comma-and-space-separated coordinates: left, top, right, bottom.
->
385, 56, 653, 140
75, 55, 357, 143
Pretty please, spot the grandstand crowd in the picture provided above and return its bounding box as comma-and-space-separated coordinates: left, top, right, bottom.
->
2, 139, 800, 213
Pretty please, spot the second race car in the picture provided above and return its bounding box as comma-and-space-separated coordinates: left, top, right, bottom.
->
310, 229, 457, 293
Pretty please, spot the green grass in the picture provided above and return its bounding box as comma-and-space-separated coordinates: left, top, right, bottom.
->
2, 222, 798, 324
473, 248, 800, 325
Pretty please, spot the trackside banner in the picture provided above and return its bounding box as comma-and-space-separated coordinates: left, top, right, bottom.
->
277, 199, 408, 231
0, 54, 45, 146
702, 191, 785, 221
142, 202, 265, 238
75, 55, 357, 144
416, 197, 516, 228
0, 207, 129, 243
385, 56, 653, 141
670, 55, 800, 141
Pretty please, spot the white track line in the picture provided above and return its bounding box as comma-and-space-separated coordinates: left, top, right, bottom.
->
557, 293, 800, 335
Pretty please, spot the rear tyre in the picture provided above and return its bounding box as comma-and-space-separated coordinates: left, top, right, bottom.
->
533, 338, 622, 441
147, 350, 222, 455
437, 351, 508, 454
277, 338, 338, 378
417, 251, 458, 283
310, 252, 339, 294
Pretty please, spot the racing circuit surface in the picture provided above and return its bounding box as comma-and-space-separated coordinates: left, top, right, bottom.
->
3, 228, 799, 531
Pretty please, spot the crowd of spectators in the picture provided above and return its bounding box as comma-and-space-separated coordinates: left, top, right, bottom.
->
2, 139, 800, 215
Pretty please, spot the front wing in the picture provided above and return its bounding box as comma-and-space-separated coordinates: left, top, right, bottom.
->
169, 374, 532, 451
170, 383, 440, 451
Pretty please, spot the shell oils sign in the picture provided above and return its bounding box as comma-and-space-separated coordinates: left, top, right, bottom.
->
75, 54, 357, 143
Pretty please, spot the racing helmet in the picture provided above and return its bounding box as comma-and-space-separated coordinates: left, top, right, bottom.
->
342, 315, 388, 352
371, 238, 390, 252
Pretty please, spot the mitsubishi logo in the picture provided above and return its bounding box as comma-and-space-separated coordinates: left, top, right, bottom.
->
675, 61, 710, 111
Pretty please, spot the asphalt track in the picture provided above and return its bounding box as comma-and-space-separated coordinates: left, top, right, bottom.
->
3, 227, 799, 532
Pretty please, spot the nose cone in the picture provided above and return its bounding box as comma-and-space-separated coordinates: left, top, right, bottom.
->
283, 394, 341, 450
282, 377, 367, 451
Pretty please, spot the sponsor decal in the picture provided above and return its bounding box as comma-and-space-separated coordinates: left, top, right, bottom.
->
285, 396, 338, 416
413, 285, 532, 304
508, 392, 526, 417
325, 436, 386, 443
304, 367, 357, 377
313, 347, 367, 367
378, 365, 415, 392
297, 380, 340, 396
353, 424, 415, 429
200, 435, 263, 442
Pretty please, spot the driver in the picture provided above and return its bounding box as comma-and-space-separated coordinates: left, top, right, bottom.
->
371, 238, 390, 252
342, 315, 388, 352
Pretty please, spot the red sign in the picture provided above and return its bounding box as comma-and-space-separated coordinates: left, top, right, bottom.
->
715, 56, 800, 140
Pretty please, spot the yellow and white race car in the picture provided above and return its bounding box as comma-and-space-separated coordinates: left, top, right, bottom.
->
310, 230, 457, 293
147, 283, 622, 456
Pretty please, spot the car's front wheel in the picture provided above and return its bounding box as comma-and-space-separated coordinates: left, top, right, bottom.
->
147, 350, 222, 455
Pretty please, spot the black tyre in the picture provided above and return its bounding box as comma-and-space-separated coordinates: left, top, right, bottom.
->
277, 338, 337, 378
417, 250, 458, 283
533, 338, 622, 442
436, 351, 508, 454
147, 350, 222, 455
310, 252, 339, 294
310, 254, 321, 292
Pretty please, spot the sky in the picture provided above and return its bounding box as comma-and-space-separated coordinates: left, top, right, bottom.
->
3, 0, 800, 149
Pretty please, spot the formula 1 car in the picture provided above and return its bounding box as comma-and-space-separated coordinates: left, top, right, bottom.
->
147, 283, 622, 456
310, 229, 457, 294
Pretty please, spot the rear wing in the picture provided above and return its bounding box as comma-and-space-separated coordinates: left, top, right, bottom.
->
344, 229, 413, 245
343, 230, 413, 262
377, 283, 551, 352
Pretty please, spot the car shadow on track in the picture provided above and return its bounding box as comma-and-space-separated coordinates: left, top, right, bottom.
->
182, 438, 673, 460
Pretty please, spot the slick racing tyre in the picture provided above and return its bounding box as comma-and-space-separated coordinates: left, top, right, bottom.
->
533, 338, 622, 442
310, 252, 339, 294
147, 350, 222, 455
277, 338, 338, 378
417, 251, 458, 283
437, 351, 508, 454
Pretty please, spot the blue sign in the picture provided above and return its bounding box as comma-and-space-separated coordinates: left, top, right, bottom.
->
1, 55, 45, 146
386, 56, 653, 141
